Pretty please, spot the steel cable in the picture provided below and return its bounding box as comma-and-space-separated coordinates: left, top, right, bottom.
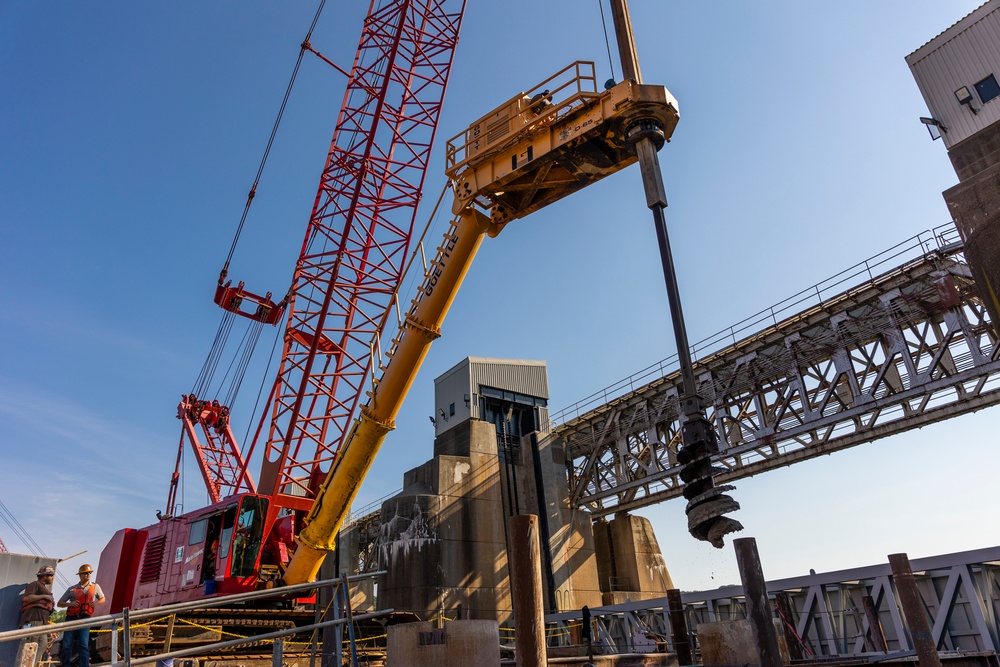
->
222, 0, 330, 273
598, 0, 617, 83
242, 327, 284, 449
214, 317, 262, 406
226, 320, 265, 407
193, 310, 237, 398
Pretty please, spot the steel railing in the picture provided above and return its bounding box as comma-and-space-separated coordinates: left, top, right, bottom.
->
0, 572, 389, 667
548, 222, 964, 427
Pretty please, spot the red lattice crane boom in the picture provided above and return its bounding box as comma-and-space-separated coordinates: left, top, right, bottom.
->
246, 0, 467, 512
169, 0, 466, 515
99, 0, 469, 612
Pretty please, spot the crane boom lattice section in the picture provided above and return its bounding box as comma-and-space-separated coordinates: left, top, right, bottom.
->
178, 398, 256, 505
556, 233, 1000, 516
252, 0, 466, 511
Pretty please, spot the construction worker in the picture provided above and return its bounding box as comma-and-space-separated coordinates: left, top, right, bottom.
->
57, 564, 105, 667
16, 565, 56, 667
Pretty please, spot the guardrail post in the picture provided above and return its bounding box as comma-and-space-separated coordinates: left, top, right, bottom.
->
123, 608, 132, 667
333, 580, 344, 667
163, 614, 175, 655
340, 574, 359, 667
318, 559, 339, 667
111, 620, 121, 667
111, 619, 119, 667
271, 638, 283, 667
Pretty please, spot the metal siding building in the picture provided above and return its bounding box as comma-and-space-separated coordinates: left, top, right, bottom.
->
908, 1, 1000, 336
433, 357, 549, 435
907, 0, 1000, 148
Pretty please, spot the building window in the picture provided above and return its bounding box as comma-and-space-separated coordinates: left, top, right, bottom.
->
975, 74, 1000, 104
449, 402, 455, 416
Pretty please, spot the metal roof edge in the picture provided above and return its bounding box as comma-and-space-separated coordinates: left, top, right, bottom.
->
465, 355, 546, 366
434, 355, 548, 385
906, 0, 998, 66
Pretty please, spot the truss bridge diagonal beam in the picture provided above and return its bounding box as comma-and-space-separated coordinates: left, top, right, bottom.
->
554, 241, 1000, 518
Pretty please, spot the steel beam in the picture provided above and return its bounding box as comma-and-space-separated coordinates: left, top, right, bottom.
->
554, 238, 1000, 517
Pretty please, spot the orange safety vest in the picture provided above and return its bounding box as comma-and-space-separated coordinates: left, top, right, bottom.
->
67, 583, 97, 617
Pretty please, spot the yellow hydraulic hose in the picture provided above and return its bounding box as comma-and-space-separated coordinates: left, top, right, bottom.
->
283, 207, 497, 585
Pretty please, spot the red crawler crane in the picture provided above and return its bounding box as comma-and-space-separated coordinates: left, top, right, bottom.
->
99, 0, 467, 614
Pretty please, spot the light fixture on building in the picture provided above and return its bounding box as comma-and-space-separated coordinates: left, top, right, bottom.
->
955, 86, 979, 114
438, 407, 448, 422
920, 116, 947, 140
464, 393, 471, 408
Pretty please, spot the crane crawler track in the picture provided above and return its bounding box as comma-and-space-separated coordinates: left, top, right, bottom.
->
96, 609, 316, 659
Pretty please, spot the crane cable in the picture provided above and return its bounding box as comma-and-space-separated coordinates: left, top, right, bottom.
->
242, 327, 284, 448
598, 0, 617, 84
221, 0, 330, 275
196, 0, 330, 402
191, 309, 237, 398
0, 500, 72, 589
191, 311, 266, 407
220, 319, 266, 407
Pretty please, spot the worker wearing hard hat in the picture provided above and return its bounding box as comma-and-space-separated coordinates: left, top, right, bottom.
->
56, 564, 105, 667
16, 565, 57, 667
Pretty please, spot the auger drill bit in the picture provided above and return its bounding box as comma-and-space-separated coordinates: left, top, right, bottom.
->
676, 396, 743, 547
610, 0, 743, 547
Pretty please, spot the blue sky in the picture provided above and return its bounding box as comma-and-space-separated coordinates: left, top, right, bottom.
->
1, 1, 996, 595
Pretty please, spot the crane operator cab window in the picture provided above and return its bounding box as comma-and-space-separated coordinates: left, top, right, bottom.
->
199, 510, 232, 584
218, 507, 236, 561
230, 496, 269, 578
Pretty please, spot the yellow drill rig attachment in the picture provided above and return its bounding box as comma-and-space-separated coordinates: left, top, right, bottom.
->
283, 61, 680, 584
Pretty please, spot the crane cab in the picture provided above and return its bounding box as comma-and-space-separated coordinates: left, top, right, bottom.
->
96, 493, 296, 613
445, 61, 679, 225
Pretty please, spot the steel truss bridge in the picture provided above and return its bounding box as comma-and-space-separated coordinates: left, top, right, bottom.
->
545, 546, 1000, 659
549, 223, 1000, 517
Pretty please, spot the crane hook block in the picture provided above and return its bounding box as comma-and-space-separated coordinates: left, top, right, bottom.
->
444, 60, 679, 223
214, 280, 285, 325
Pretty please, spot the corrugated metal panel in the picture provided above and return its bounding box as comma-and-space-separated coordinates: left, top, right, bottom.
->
908, 2, 1000, 148
433, 360, 474, 436
469, 357, 549, 399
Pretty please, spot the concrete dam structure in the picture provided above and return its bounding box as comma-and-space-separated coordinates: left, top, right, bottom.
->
335, 357, 674, 624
